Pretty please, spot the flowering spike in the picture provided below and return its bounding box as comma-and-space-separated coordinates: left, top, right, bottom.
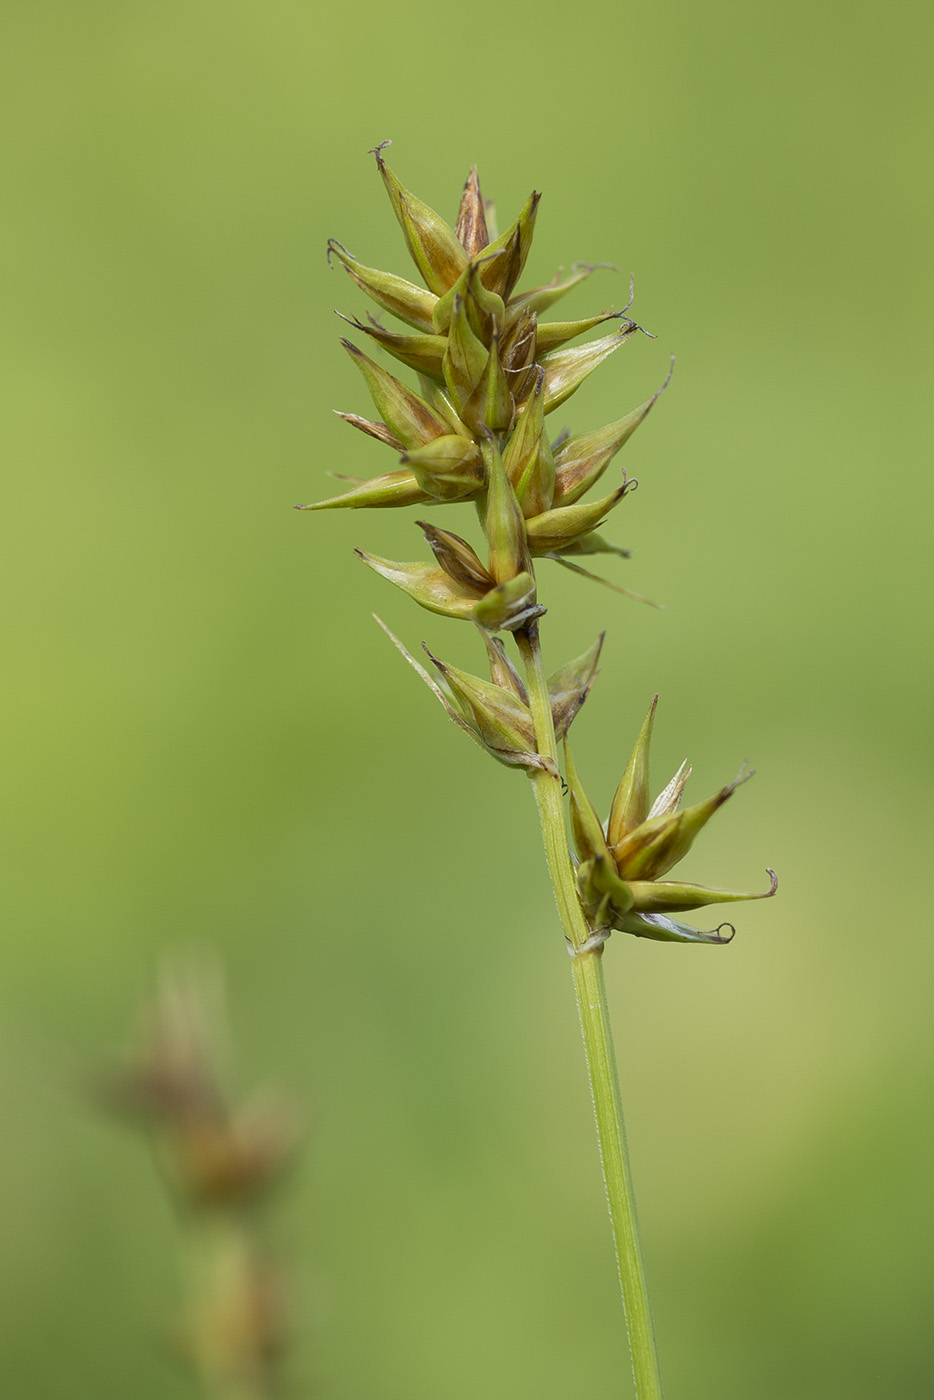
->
307, 157, 777, 1394
567, 715, 773, 943
455, 167, 490, 257
316, 160, 770, 934
342, 340, 455, 449
607, 697, 658, 846
552, 361, 673, 506
326, 239, 437, 332
549, 633, 604, 741
371, 144, 468, 295
296, 469, 430, 512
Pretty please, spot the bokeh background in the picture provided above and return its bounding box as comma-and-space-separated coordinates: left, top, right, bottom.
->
2, 0, 932, 1396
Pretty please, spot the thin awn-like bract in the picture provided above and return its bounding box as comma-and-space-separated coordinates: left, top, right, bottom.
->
299, 144, 777, 1398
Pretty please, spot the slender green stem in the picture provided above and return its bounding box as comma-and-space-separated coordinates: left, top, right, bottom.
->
516, 623, 664, 1400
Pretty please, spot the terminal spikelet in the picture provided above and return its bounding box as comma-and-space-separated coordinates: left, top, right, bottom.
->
299, 142, 666, 614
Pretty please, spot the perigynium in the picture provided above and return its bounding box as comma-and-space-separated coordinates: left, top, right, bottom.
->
300, 141, 777, 1400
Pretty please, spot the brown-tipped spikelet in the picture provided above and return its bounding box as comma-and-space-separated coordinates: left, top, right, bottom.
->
97, 966, 299, 1397
566, 698, 778, 944
300, 143, 662, 611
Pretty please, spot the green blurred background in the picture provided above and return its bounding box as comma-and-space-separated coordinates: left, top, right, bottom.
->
2, 0, 932, 1396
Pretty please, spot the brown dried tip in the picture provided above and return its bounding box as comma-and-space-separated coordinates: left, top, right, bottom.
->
455, 166, 490, 258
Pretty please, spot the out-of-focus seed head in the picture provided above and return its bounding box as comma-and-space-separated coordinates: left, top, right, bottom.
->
97, 966, 299, 1208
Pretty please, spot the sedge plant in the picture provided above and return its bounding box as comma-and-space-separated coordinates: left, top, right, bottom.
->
299, 142, 777, 1399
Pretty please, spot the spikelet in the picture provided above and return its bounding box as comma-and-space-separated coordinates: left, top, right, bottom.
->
565, 700, 778, 944
298, 143, 666, 615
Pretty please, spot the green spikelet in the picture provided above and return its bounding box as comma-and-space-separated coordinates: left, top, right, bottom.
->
567, 700, 779, 943
303, 144, 668, 608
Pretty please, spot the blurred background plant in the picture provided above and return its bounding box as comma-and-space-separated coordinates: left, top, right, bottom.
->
96, 961, 298, 1399
2, 1, 933, 1398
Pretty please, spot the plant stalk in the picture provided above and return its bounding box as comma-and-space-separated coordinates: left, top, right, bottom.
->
516, 623, 664, 1400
